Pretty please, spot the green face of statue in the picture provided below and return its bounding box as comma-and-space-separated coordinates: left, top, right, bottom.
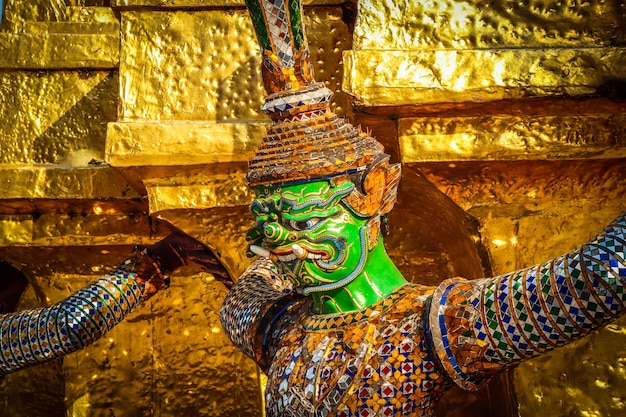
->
249, 180, 369, 294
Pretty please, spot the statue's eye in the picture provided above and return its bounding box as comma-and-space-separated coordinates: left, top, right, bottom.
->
288, 217, 322, 231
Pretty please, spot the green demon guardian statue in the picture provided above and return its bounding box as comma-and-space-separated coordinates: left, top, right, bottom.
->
219, 0, 626, 416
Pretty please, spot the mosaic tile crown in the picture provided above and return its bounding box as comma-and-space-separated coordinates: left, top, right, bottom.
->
244, 0, 388, 187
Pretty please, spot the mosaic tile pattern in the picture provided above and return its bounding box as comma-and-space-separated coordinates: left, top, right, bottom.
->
222, 277, 450, 417
429, 212, 626, 390
0, 248, 167, 374
266, 287, 453, 417
246, 108, 386, 188
261, 83, 333, 115
261, 0, 295, 68
300, 286, 411, 331
246, 0, 313, 93
220, 257, 304, 366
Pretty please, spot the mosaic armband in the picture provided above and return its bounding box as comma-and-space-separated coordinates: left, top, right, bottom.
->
220, 257, 306, 371
428, 212, 626, 390
0, 248, 168, 374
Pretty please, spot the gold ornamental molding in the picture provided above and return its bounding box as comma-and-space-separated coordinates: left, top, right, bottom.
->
111, 0, 349, 7
0, 166, 140, 201
343, 48, 626, 107
0, 165, 153, 249
0, 33, 118, 69
399, 114, 626, 163
105, 121, 264, 206
0, 7, 119, 69
353, 0, 625, 50
144, 172, 253, 214
0, 213, 159, 248
106, 122, 265, 167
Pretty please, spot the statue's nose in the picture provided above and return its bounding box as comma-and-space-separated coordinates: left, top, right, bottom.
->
263, 222, 283, 242
263, 221, 297, 245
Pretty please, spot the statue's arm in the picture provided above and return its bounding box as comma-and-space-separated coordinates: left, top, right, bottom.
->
0, 232, 222, 375
427, 211, 626, 391
0, 247, 168, 374
219, 257, 305, 372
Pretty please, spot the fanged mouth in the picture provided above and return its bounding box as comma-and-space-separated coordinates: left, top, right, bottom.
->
249, 244, 330, 262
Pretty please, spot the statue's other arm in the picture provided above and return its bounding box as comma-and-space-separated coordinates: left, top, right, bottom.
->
0, 232, 223, 375
0, 248, 165, 374
427, 211, 626, 391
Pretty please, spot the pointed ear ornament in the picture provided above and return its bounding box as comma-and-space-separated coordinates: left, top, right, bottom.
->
339, 156, 402, 219
331, 156, 401, 249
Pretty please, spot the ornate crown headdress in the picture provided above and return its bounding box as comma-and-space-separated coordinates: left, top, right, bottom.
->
245, 0, 400, 222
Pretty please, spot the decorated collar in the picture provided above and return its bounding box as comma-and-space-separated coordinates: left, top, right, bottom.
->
301, 285, 412, 331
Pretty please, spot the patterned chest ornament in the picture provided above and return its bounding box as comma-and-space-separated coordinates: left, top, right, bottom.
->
265, 287, 449, 417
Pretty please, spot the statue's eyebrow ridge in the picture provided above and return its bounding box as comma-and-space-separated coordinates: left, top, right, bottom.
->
281, 184, 354, 213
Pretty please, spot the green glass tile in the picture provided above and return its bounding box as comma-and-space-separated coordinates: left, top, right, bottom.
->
246, 0, 272, 52
287, 0, 303, 50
